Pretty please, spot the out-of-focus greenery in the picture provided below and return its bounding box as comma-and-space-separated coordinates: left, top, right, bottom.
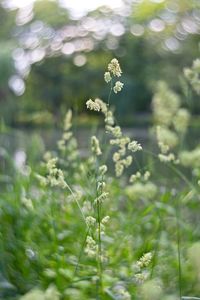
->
0, 56, 200, 299
0, 0, 200, 126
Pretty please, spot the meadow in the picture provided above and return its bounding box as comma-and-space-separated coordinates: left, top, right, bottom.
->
0, 58, 200, 300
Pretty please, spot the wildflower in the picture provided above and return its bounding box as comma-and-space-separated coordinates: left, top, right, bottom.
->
128, 141, 142, 152
134, 272, 149, 284
179, 146, 200, 168
97, 181, 106, 191
105, 111, 114, 125
47, 168, 67, 189
158, 142, 169, 154
113, 152, 121, 162
173, 108, 190, 133
36, 174, 47, 186
86, 216, 96, 227
95, 98, 108, 114
144, 171, 151, 181
101, 216, 110, 224
115, 161, 124, 177
125, 182, 157, 200
137, 252, 152, 269
43, 151, 52, 161
99, 164, 108, 175
94, 192, 109, 204
104, 71, 112, 83
193, 58, 200, 70
129, 171, 141, 183
62, 132, 72, 141
123, 155, 132, 167
152, 81, 180, 126
86, 99, 100, 111
106, 125, 122, 138
91, 136, 102, 156
113, 81, 124, 93
110, 137, 130, 147
85, 236, 97, 258
64, 109, 72, 131
39, 157, 68, 189
158, 153, 175, 163
108, 58, 122, 77
57, 140, 65, 151
184, 59, 200, 94
184, 68, 193, 80
47, 157, 58, 171
156, 126, 178, 150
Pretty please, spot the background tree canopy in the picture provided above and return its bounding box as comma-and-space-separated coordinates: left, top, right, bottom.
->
0, 0, 200, 127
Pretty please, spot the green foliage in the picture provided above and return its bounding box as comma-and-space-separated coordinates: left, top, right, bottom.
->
0, 57, 200, 300
34, 0, 70, 28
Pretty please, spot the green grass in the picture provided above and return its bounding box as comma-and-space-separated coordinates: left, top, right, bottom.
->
0, 58, 200, 300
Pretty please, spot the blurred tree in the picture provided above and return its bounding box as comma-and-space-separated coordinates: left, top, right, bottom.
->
0, 5, 17, 125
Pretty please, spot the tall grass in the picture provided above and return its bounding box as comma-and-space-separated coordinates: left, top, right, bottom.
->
0, 58, 200, 300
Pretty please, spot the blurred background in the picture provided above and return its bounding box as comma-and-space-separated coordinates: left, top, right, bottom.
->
0, 0, 199, 132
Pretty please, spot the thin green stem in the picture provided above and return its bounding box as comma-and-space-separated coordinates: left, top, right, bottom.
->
97, 200, 103, 297
176, 196, 182, 300
65, 181, 88, 228
107, 79, 113, 107
73, 228, 90, 278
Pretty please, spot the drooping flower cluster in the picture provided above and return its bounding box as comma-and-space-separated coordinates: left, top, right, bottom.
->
133, 252, 153, 285
152, 81, 180, 127
125, 181, 157, 201
91, 136, 102, 156
86, 61, 142, 177
129, 171, 150, 183
108, 58, 122, 77
152, 81, 190, 163
104, 58, 124, 94
57, 110, 79, 165
179, 145, 200, 168
110, 135, 142, 177
84, 131, 110, 262
128, 141, 142, 152
137, 252, 152, 269
85, 210, 110, 260
127, 169, 156, 201
104, 71, 112, 83
173, 108, 190, 133
184, 58, 200, 95
86, 99, 101, 111
85, 236, 97, 258
57, 110, 72, 150
36, 156, 67, 189
85, 216, 96, 227
107, 123, 142, 177
113, 81, 124, 94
